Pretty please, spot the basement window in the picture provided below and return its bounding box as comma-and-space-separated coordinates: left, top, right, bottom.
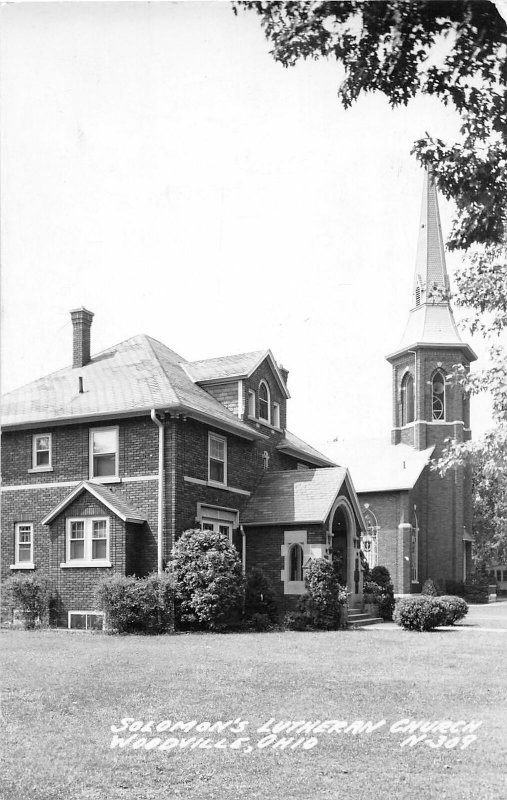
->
68, 611, 104, 631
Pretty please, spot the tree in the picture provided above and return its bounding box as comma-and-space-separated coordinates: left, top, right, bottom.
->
239, 0, 507, 563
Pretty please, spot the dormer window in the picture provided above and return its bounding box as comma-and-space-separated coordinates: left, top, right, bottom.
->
432, 371, 446, 420
258, 380, 270, 423
401, 373, 415, 426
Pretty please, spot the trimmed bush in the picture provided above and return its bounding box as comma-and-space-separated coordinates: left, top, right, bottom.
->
244, 567, 278, 623
284, 611, 310, 631
393, 596, 447, 631
444, 579, 466, 597
436, 595, 469, 625
247, 613, 273, 632
367, 566, 395, 620
95, 572, 175, 634
463, 573, 489, 604
421, 578, 439, 596
171, 528, 244, 631
4, 575, 55, 629
289, 558, 347, 630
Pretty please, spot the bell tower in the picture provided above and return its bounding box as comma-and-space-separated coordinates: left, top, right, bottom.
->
386, 171, 477, 455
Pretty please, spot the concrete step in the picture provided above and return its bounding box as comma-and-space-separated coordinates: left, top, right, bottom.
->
348, 616, 384, 627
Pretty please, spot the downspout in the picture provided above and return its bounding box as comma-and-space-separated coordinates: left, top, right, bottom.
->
151, 409, 164, 575
240, 524, 246, 575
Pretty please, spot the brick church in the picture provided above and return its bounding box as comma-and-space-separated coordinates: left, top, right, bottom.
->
322, 171, 476, 592
1, 171, 475, 627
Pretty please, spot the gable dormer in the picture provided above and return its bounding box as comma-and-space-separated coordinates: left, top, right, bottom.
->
183, 350, 290, 431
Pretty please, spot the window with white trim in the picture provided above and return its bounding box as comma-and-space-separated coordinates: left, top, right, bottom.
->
15, 523, 34, 566
401, 373, 415, 426
32, 433, 52, 470
281, 530, 309, 595
65, 517, 110, 565
289, 544, 304, 582
248, 390, 256, 417
89, 427, 119, 480
258, 380, 270, 423
208, 433, 227, 485
68, 611, 104, 631
273, 402, 280, 429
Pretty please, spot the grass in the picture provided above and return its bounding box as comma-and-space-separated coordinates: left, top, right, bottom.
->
1, 604, 506, 800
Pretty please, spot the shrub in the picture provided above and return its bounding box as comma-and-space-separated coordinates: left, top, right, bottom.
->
283, 610, 311, 631
248, 613, 272, 632
462, 573, 490, 604
4, 575, 55, 629
444, 579, 465, 597
298, 558, 347, 630
171, 528, 244, 631
421, 578, 439, 596
244, 567, 278, 622
95, 572, 175, 634
363, 580, 383, 600
393, 596, 447, 631
367, 566, 395, 620
436, 595, 469, 625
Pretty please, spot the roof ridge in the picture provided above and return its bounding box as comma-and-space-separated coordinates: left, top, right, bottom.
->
187, 348, 267, 366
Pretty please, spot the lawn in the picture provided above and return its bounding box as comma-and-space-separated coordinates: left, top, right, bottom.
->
1, 605, 506, 800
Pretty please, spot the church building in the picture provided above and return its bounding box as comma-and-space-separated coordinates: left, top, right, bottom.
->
323, 172, 477, 593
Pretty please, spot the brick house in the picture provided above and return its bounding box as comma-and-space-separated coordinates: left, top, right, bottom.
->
322, 172, 477, 593
1, 315, 365, 628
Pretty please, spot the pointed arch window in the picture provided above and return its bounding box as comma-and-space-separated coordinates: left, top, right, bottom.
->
432, 371, 446, 421
258, 380, 270, 423
289, 543, 304, 582
401, 373, 415, 426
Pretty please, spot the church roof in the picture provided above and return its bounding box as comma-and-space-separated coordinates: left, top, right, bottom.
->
241, 467, 355, 526
387, 171, 477, 363
276, 430, 337, 468
1, 334, 266, 440
317, 438, 434, 493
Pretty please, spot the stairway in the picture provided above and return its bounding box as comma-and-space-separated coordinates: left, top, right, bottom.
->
347, 607, 384, 628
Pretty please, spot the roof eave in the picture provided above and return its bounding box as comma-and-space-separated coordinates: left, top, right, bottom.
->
386, 341, 478, 364
276, 443, 336, 468
242, 518, 323, 527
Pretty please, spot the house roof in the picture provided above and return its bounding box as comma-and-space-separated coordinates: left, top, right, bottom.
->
1, 334, 267, 440
241, 467, 356, 526
317, 438, 435, 493
41, 481, 146, 525
183, 348, 290, 398
277, 430, 337, 468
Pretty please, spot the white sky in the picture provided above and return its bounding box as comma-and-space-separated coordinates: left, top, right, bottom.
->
0, 1, 494, 445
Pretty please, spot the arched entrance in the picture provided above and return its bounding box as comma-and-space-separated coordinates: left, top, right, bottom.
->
329, 498, 362, 605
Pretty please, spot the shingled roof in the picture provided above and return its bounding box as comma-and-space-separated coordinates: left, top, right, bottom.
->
1, 334, 266, 440
277, 430, 336, 468
41, 481, 146, 525
183, 349, 290, 397
242, 467, 359, 526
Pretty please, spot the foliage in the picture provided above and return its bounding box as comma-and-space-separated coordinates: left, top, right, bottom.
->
393, 595, 447, 631
239, 0, 507, 250
435, 595, 469, 625
463, 571, 491, 603
363, 580, 383, 600
171, 528, 244, 631
445, 578, 466, 597
283, 609, 311, 631
422, 578, 439, 596
359, 549, 370, 580
4, 575, 55, 629
367, 565, 395, 620
302, 557, 348, 629
95, 572, 175, 634
247, 612, 273, 632
244, 567, 279, 622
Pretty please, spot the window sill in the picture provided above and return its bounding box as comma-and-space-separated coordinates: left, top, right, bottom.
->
60, 561, 112, 569
88, 476, 121, 484
10, 563, 35, 570
28, 466, 53, 474
247, 415, 282, 433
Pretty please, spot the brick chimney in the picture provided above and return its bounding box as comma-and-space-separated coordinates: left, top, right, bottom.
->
278, 363, 289, 388
70, 307, 94, 368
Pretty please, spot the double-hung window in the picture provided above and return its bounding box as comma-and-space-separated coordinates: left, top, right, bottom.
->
14, 523, 34, 567
89, 427, 119, 480
208, 433, 227, 485
258, 381, 270, 423
32, 434, 52, 470
65, 517, 110, 566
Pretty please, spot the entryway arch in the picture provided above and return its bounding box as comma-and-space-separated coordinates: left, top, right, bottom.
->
328, 496, 362, 605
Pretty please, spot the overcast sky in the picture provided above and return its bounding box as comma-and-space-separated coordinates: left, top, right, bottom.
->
0, 1, 495, 446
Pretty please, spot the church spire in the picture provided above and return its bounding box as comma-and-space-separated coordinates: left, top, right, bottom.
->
387, 170, 477, 363
412, 170, 450, 309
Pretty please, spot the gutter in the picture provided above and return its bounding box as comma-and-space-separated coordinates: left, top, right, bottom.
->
151, 409, 165, 574
240, 524, 246, 575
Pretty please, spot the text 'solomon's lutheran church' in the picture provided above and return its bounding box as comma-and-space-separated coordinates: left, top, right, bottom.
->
1, 173, 476, 627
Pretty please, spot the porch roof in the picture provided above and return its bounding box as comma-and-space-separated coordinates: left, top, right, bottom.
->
241, 467, 362, 527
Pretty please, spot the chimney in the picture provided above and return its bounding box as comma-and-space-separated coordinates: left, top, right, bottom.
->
70, 307, 94, 368
278, 363, 289, 388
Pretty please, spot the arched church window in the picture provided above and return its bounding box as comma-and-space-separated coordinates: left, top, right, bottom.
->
432, 371, 446, 420
258, 380, 270, 422
289, 543, 304, 582
401, 373, 415, 425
